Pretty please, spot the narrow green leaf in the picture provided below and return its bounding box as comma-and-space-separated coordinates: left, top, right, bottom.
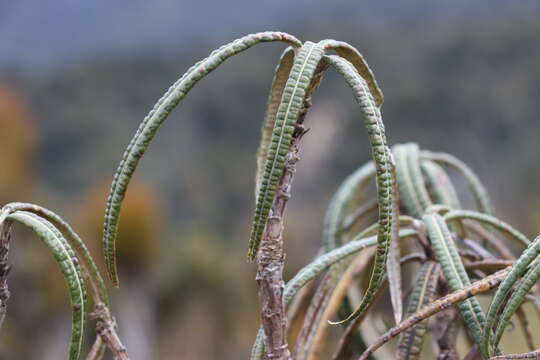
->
324, 54, 395, 325
491, 255, 540, 353
255, 47, 296, 197
7, 211, 87, 360
387, 155, 403, 324
422, 150, 492, 215
320, 40, 384, 107
393, 143, 432, 218
101, 31, 302, 285
423, 213, 488, 356
483, 235, 540, 356
249, 41, 326, 260
5, 202, 108, 304
420, 159, 461, 210
444, 210, 530, 248
396, 261, 440, 360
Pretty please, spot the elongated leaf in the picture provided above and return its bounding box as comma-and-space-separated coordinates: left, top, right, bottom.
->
422, 150, 492, 215
101, 31, 302, 285
323, 161, 375, 252
444, 210, 530, 248
249, 41, 326, 260
491, 255, 540, 353
319, 40, 384, 107
423, 213, 488, 356
420, 159, 461, 210
5, 202, 108, 304
387, 155, 403, 324
396, 261, 440, 360
324, 54, 395, 326
7, 211, 87, 360
393, 143, 432, 218
255, 47, 296, 197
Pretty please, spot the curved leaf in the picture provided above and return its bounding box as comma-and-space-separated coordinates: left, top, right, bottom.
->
323, 54, 395, 325
491, 255, 540, 353
420, 159, 461, 210
319, 40, 384, 107
101, 31, 302, 285
255, 47, 296, 197
249, 41, 326, 260
422, 150, 492, 215
5, 202, 108, 304
7, 211, 87, 360
393, 143, 432, 218
444, 210, 530, 248
423, 213, 488, 356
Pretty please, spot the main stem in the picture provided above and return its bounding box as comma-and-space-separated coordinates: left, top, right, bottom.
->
256, 136, 300, 360
256, 106, 313, 360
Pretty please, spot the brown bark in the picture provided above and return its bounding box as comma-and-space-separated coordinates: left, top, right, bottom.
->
256, 135, 300, 360
91, 302, 130, 360
256, 62, 326, 360
0, 209, 12, 329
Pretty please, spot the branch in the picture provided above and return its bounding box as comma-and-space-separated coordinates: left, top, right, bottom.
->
0, 208, 11, 329
91, 303, 130, 360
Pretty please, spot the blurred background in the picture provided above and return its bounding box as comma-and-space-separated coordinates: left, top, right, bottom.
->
0, 1, 540, 359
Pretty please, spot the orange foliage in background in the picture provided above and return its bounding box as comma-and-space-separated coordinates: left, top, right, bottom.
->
0, 84, 37, 202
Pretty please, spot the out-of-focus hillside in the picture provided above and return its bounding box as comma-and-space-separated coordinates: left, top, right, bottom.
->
0, 2, 540, 359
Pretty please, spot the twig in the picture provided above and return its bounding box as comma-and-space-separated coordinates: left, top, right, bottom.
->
0, 207, 12, 329
490, 349, 540, 359
86, 335, 106, 360
91, 303, 130, 360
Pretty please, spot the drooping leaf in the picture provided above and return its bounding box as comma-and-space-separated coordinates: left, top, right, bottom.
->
319, 40, 384, 107
444, 210, 530, 248
491, 255, 540, 353
5, 202, 108, 304
255, 47, 296, 197
393, 143, 432, 218
423, 213, 488, 356
422, 150, 492, 215
249, 41, 326, 260
7, 211, 87, 360
324, 54, 395, 326
101, 31, 302, 285
420, 159, 461, 210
